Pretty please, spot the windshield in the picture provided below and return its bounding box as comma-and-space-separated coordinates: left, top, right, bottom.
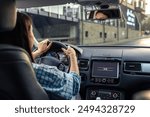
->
18, 0, 150, 47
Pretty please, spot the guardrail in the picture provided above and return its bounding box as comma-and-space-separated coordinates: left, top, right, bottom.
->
18, 8, 79, 22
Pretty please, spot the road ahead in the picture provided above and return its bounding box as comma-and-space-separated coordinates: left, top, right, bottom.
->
114, 37, 150, 46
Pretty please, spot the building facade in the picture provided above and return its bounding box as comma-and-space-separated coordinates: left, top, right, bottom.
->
19, 0, 146, 45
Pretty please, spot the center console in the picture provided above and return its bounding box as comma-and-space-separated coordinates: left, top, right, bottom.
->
86, 58, 124, 100
86, 88, 123, 100
90, 58, 120, 84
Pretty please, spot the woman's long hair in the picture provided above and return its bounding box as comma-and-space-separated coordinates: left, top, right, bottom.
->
0, 12, 34, 62
15, 12, 34, 61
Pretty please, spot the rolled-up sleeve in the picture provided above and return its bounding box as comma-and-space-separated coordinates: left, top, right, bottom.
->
32, 63, 81, 100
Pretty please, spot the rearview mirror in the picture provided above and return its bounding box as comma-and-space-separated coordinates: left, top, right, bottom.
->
87, 8, 121, 20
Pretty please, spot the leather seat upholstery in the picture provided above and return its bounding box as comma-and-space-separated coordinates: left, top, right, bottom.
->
0, 0, 49, 99
0, 45, 49, 99
0, 0, 16, 32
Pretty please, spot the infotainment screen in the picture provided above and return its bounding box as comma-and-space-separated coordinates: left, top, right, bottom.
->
92, 61, 119, 78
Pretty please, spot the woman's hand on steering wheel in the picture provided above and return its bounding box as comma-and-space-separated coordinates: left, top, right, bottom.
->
37, 39, 52, 55
33, 39, 52, 59
62, 46, 76, 59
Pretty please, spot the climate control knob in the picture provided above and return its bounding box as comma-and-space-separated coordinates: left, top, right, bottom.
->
112, 93, 118, 99
91, 91, 97, 96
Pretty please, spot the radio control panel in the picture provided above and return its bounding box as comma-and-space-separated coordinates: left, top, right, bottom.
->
90, 59, 121, 84
86, 88, 123, 100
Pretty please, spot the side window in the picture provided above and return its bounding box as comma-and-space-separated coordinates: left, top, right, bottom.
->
100, 32, 102, 38
114, 33, 117, 38
85, 31, 88, 37
104, 33, 107, 38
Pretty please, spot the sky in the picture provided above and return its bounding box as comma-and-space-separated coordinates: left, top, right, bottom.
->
146, 0, 150, 14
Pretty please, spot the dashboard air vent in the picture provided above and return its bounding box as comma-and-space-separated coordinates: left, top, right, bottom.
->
78, 59, 89, 70
124, 62, 141, 72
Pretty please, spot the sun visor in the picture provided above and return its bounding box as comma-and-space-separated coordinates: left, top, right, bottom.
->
0, 0, 16, 32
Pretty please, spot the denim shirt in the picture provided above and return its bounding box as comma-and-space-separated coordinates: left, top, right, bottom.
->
32, 63, 81, 100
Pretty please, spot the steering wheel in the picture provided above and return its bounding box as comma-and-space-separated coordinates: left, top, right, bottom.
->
35, 41, 70, 72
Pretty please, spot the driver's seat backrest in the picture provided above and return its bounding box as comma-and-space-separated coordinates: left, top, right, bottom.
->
0, 44, 49, 99
0, 0, 49, 99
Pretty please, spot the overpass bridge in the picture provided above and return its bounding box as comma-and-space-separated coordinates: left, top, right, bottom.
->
19, 8, 80, 44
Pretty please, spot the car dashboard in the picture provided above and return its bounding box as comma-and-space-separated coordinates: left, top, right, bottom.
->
76, 46, 150, 100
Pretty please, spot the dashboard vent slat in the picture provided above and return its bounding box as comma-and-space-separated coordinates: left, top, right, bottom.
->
78, 59, 89, 70
124, 62, 141, 72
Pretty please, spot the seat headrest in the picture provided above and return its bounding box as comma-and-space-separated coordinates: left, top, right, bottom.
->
0, 0, 16, 32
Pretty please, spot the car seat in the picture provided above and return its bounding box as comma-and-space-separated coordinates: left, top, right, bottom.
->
0, 0, 48, 100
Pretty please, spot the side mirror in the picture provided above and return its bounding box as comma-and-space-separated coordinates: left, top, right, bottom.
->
87, 8, 121, 20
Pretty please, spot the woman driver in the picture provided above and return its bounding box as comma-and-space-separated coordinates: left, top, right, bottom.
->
0, 12, 81, 100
